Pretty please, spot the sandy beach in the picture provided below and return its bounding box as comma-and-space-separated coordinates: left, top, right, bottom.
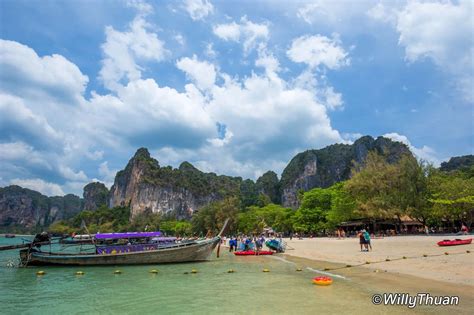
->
283, 235, 474, 286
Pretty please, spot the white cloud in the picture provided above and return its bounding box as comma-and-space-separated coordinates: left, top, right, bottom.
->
58, 165, 88, 182
287, 34, 350, 69
213, 22, 240, 41
10, 178, 65, 196
0, 93, 62, 148
174, 34, 185, 45
126, 0, 153, 16
297, 0, 375, 27
320, 86, 343, 110
0, 39, 88, 102
383, 132, 441, 165
0, 142, 51, 169
176, 55, 217, 91
204, 42, 217, 58
99, 17, 168, 91
213, 17, 269, 54
368, 0, 473, 102
0, 12, 347, 194
183, 0, 214, 21
366, 2, 397, 25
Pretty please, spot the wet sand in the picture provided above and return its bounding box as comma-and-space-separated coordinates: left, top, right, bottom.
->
283, 235, 474, 286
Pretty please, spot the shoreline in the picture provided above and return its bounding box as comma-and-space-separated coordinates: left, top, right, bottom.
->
281, 235, 473, 286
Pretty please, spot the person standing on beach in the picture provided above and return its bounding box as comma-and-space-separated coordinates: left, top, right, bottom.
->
461, 224, 469, 235
363, 230, 372, 251
358, 230, 366, 251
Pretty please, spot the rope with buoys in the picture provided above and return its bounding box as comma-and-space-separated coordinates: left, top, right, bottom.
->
321, 249, 472, 272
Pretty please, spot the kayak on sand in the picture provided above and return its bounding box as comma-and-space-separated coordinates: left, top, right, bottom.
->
234, 250, 274, 256
437, 238, 472, 247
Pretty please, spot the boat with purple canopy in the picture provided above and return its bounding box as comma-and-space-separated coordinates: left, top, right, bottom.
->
15, 220, 229, 266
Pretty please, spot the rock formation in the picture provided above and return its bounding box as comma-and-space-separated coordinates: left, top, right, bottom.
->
0, 185, 82, 231
279, 136, 412, 208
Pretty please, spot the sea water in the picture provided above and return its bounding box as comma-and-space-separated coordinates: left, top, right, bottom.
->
0, 237, 469, 315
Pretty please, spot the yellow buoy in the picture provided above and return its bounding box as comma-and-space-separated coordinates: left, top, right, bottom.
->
149, 269, 159, 274
444, 252, 449, 255
374, 269, 380, 273
191, 269, 198, 274
323, 268, 330, 271
114, 270, 122, 274
227, 269, 235, 273
262, 268, 270, 272
75, 271, 84, 276
36, 270, 46, 276
467, 250, 470, 253
345, 264, 352, 268
402, 256, 407, 259
385, 258, 390, 262
423, 254, 428, 257
296, 268, 302, 271
365, 261, 370, 265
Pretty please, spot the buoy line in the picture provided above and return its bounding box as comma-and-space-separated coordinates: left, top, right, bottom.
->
321, 250, 472, 272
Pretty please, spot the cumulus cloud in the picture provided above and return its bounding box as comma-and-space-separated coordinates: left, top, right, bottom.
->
287, 34, 350, 69
0, 94, 62, 149
176, 55, 217, 91
213, 16, 269, 54
0, 39, 88, 103
383, 132, 441, 166
297, 0, 375, 27
368, 0, 473, 102
99, 16, 168, 91
183, 0, 214, 21
10, 178, 65, 196
0, 10, 354, 194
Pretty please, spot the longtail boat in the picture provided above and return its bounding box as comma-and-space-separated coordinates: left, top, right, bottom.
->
2, 220, 229, 267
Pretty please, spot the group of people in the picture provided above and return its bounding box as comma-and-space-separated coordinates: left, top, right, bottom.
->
225, 235, 267, 252
358, 229, 372, 251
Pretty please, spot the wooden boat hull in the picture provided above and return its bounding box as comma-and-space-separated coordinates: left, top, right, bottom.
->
20, 237, 220, 266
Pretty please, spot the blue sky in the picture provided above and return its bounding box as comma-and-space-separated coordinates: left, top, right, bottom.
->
0, 0, 472, 196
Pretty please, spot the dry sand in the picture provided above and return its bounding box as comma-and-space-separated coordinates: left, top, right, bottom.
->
283, 235, 474, 286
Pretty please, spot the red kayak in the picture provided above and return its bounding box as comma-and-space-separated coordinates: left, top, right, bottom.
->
437, 238, 472, 247
234, 250, 273, 256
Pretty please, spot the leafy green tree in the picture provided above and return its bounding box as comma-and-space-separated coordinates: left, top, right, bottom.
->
428, 168, 474, 228
191, 197, 240, 235
345, 152, 429, 230
326, 182, 356, 228
293, 188, 332, 233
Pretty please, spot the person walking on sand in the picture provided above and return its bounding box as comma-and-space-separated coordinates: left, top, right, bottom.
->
358, 230, 366, 251
363, 229, 372, 251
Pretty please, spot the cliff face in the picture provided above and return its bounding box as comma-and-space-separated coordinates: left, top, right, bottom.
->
0, 185, 82, 231
83, 182, 109, 211
280, 136, 412, 208
440, 155, 474, 172
256, 171, 280, 204
108, 148, 241, 220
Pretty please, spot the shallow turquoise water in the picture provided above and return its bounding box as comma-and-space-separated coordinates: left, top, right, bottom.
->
0, 237, 450, 315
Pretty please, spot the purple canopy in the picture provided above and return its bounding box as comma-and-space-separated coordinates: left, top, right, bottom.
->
95, 231, 162, 240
